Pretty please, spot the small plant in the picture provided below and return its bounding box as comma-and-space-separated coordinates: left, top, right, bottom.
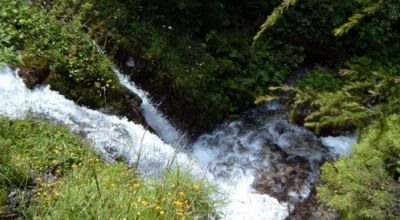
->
0, 117, 221, 219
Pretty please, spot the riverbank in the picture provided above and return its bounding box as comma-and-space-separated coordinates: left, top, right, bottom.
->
0, 117, 220, 219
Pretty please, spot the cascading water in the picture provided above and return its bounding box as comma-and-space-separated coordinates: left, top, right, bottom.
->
0, 66, 198, 177
0, 66, 356, 219
115, 72, 187, 145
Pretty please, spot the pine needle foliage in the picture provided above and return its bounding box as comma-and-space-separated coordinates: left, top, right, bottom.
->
257, 57, 400, 134
333, 0, 384, 37
253, 0, 298, 41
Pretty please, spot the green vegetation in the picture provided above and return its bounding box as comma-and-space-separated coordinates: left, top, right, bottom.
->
0, 0, 146, 123
295, 67, 344, 93
24, 0, 305, 131
318, 116, 400, 219
1, 0, 400, 218
0, 117, 219, 219
256, 1, 400, 218
255, 0, 400, 133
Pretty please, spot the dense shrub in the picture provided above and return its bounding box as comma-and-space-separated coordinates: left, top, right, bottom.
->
318, 116, 400, 219
0, 0, 143, 120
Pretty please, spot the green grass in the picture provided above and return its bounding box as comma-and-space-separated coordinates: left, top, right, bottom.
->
0, 117, 220, 219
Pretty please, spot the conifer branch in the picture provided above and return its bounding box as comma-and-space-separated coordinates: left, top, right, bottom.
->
253, 0, 297, 41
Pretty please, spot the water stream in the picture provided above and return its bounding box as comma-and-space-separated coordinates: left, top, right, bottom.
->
0, 66, 356, 219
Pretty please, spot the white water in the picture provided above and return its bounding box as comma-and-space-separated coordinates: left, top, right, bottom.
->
0, 67, 200, 177
0, 66, 356, 219
0, 67, 289, 219
115, 71, 187, 145
191, 103, 342, 217
321, 135, 357, 157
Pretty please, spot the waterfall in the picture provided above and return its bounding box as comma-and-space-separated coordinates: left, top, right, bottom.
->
115, 72, 187, 146
0, 66, 356, 220
0, 66, 198, 177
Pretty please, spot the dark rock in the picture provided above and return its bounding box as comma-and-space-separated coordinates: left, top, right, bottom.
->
286, 186, 341, 220
124, 87, 142, 105
18, 62, 49, 88
254, 155, 314, 202
0, 212, 18, 220
7, 192, 19, 210
125, 56, 136, 68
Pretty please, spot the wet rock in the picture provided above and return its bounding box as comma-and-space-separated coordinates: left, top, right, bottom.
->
286, 187, 341, 220
0, 212, 18, 220
18, 63, 49, 88
253, 154, 314, 202
122, 88, 146, 125
194, 102, 334, 210
125, 56, 136, 68
124, 87, 142, 105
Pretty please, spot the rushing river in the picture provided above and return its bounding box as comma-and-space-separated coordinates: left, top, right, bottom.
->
0, 66, 355, 219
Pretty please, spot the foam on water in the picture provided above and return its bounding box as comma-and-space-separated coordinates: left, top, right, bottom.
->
115, 71, 186, 145
0, 67, 201, 177
0, 67, 289, 219
321, 135, 357, 157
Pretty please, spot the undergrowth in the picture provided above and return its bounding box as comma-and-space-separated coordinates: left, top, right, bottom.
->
0, 0, 135, 118
0, 117, 220, 219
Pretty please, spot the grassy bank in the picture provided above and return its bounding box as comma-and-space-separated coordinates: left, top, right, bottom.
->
0, 117, 220, 219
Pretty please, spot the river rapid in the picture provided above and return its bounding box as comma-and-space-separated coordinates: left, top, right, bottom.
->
0, 66, 355, 219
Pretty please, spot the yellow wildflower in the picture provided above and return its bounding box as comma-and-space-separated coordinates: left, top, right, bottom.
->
174, 200, 183, 206
176, 210, 184, 216
192, 184, 200, 190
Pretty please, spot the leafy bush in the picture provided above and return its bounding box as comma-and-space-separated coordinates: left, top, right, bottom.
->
31, 0, 305, 131
295, 67, 344, 92
0, 0, 129, 113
